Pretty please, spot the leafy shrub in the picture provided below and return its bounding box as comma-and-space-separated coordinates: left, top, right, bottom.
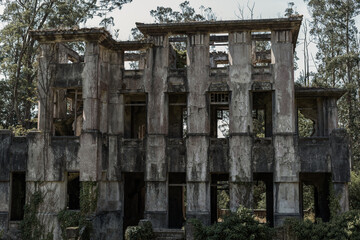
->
125, 221, 155, 240
189, 206, 275, 240
350, 170, 360, 210
284, 210, 360, 240
20, 190, 53, 240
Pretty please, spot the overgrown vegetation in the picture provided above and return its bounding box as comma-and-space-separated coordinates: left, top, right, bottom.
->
189, 206, 274, 240
58, 181, 98, 240
20, 190, 53, 240
124, 221, 155, 240
350, 170, 360, 210
284, 210, 360, 240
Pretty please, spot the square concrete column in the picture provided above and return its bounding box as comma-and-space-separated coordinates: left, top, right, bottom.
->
186, 32, 211, 225
79, 41, 102, 181
271, 30, 300, 225
330, 129, 351, 213
107, 51, 124, 182
228, 31, 253, 211
37, 43, 57, 133
143, 35, 169, 228
0, 130, 11, 231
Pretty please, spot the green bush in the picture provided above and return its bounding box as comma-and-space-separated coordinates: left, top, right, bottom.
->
350, 170, 360, 210
125, 221, 155, 240
189, 206, 275, 240
284, 210, 360, 240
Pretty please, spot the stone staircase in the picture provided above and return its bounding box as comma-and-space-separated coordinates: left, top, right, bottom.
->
153, 228, 185, 240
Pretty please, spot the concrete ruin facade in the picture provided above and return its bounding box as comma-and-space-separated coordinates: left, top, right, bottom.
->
0, 17, 351, 239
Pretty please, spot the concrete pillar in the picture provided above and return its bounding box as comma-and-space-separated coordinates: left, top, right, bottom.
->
144, 35, 169, 228
271, 30, 300, 225
0, 130, 11, 231
37, 43, 57, 133
330, 129, 350, 213
79, 41, 102, 181
108, 50, 124, 181
326, 98, 338, 135
186, 32, 211, 225
228, 31, 253, 211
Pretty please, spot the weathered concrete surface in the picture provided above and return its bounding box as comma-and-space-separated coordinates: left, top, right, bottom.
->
228, 31, 253, 210
0, 130, 12, 181
143, 35, 169, 228
272, 30, 300, 225
186, 33, 211, 224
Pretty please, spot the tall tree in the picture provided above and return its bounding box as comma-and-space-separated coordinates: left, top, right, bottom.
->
131, 1, 216, 40
305, 0, 360, 168
0, 0, 131, 129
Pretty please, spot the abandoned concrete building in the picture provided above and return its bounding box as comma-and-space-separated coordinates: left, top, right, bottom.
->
0, 16, 351, 239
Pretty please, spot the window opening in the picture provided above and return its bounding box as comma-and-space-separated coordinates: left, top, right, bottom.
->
10, 172, 26, 221
209, 34, 229, 68
168, 94, 187, 138
67, 172, 80, 210
124, 94, 146, 139
300, 173, 331, 223
210, 93, 229, 138
169, 35, 187, 69
123, 173, 145, 232
296, 98, 318, 137
252, 91, 272, 138
210, 174, 229, 223
168, 173, 186, 228
253, 173, 273, 227
124, 51, 145, 70
53, 89, 83, 136
251, 32, 271, 66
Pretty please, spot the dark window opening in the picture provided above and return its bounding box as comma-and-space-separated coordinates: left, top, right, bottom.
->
211, 174, 229, 224
210, 93, 229, 138
67, 172, 80, 210
124, 95, 146, 139
300, 173, 331, 222
209, 34, 229, 68
168, 173, 186, 228
168, 94, 187, 138
53, 89, 83, 136
10, 172, 26, 221
253, 173, 273, 227
252, 91, 272, 138
123, 173, 145, 232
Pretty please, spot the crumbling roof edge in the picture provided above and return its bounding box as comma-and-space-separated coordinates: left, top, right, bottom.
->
30, 28, 153, 50
295, 87, 346, 99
